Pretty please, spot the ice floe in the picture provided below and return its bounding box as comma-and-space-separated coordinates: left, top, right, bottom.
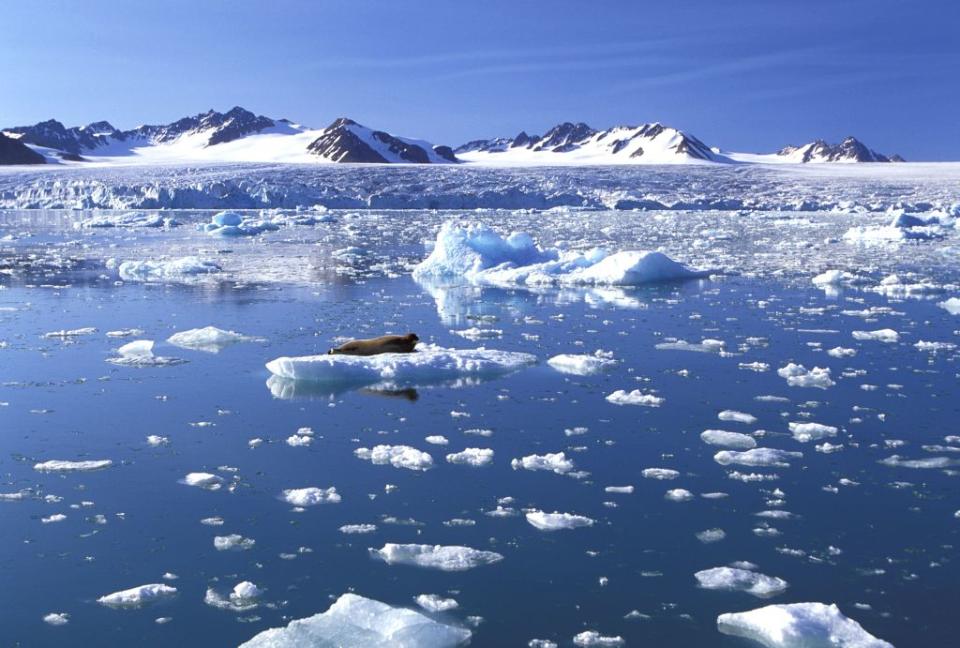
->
547, 350, 617, 375
695, 566, 789, 598
572, 630, 625, 647
415, 594, 459, 613
34, 459, 112, 472
355, 445, 434, 471
167, 326, 263, 352
642, 468, 680, 480
701, 430, 758, 450
214, 534, 256, 551
789, 422, 838, 443
118, 256, 221, 282
239, 593, 472, 647
281, 487, 341, 506
43, 612, 69, 626
97, 583, 177, 608
511, 452, 575, 475
717, 602, 893, 647
370, 543, 503, 571
525, 510, 595, 531
605, 389, 664, 407
719, 410, 758, 425
714, 448, 803, 468
266, 344, 536, 390
777, 364, 835, 389
852, 329, 899, 343
199, 211, 280, 236
445, 448, 494, 467
180, 472, 225, 490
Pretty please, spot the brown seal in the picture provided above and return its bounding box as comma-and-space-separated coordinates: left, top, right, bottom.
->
328, 333, 419, 356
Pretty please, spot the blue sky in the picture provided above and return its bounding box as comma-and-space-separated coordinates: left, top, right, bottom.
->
2, 0, 958, 159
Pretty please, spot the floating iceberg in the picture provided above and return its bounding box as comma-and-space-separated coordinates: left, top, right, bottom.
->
547, 351, 617, 375
701, 430, 757, 450
118, 256, 221, 282
266, 344, 536, 390
415, 594, 459, 613
852, 329, 899, 343
605, 389, 664, 407
714, 448, 803, 468
511, 452, 575, 475
370, 543, 503, 571
180, 472, 225, 490
239, 593, 471, 647
777, 364, 835, 389
412, 223, 707, 287
573, 631, 625, 647
355, 445, 434, 471
198, 211, 280, 236
445, 448, 494, 467
717, 602, 893, 647
167, 326, 263, 353
107, 339, 187, 366
525, 510, 595, 531
695, 566, 788, 598
789, 422, 838, 443
34, 459, 112, 472
281, 487, 341, 506
97, 583, 177, 608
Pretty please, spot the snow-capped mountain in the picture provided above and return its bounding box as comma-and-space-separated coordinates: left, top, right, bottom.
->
307, 118, 458, 163
776, 137, 902, 163
456, 121, 725, 164
1, 108, 458, 165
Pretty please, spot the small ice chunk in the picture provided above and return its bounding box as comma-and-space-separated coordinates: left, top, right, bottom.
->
719, 410, 757, 425
355, 445, 434, 471
714, 448, 803, 468
572, 630, 625, 646
605, 389, 664, 407
642, 468, 680, 480
547, 350, 617, 376
425, 436, 449, 445
445, 448, 494, 467
214, 534, 256, 551
701, 430, 757, 450
717, 602, 893, 647
525, 510, 595, 531
370, 543, 503, 571
665, 489, 694, 502
146, 435, 169, 447
511, 452, 574, 474
879, 455, 960, 469
777, 364, 834, 389
605, 485, 634, 494
789, 422, 838, 443
938, 297, 960, 315
181, 472, 225, 490
43, 612, 69, 626
828, 347, 857, 358
696, 566, 788, 598
238, 593, 471, 647
414, 594, 459, 612
340, 524, 378, 534
281, 487, 341, 506
97, 584, 177, 608
167, 326, 262, 353
697, 528, 726, 543
852, 329, 899, 343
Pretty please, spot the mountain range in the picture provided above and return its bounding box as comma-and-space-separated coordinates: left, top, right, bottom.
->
0, 106, 903, 166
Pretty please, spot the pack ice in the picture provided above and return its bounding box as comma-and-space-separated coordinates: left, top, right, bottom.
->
412, 223, 707, 287
265, 344, 536, 388
717, 602, 893, 647
239, 593, 471, 647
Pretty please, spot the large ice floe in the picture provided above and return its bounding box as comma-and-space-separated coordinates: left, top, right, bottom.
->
547, 350, 618, 375
370, 543, 504, 571
239, 593, 471, 647
412, 222, 708, 287
34, 459, 113, 472
265, 344, 536, 391
716, 602, 893, 647
525, 510, 595, 531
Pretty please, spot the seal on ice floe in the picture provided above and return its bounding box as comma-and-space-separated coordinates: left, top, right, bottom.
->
328, 333, 419, 356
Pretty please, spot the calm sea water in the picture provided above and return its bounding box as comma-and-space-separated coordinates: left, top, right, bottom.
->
0, 210, 958, 647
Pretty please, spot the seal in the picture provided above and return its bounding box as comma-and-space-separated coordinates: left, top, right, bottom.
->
328, 333, 419, 356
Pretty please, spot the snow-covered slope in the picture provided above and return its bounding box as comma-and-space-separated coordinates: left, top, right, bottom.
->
728, 137, 902, 164
2, 109, 458, 166
456, 122, 726, 165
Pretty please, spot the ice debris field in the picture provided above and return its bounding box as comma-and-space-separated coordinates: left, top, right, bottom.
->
1, 165, 959, 646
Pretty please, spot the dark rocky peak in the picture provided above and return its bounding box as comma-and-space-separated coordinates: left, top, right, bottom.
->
533, 122, 596, 151
0, 132, 46, 165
